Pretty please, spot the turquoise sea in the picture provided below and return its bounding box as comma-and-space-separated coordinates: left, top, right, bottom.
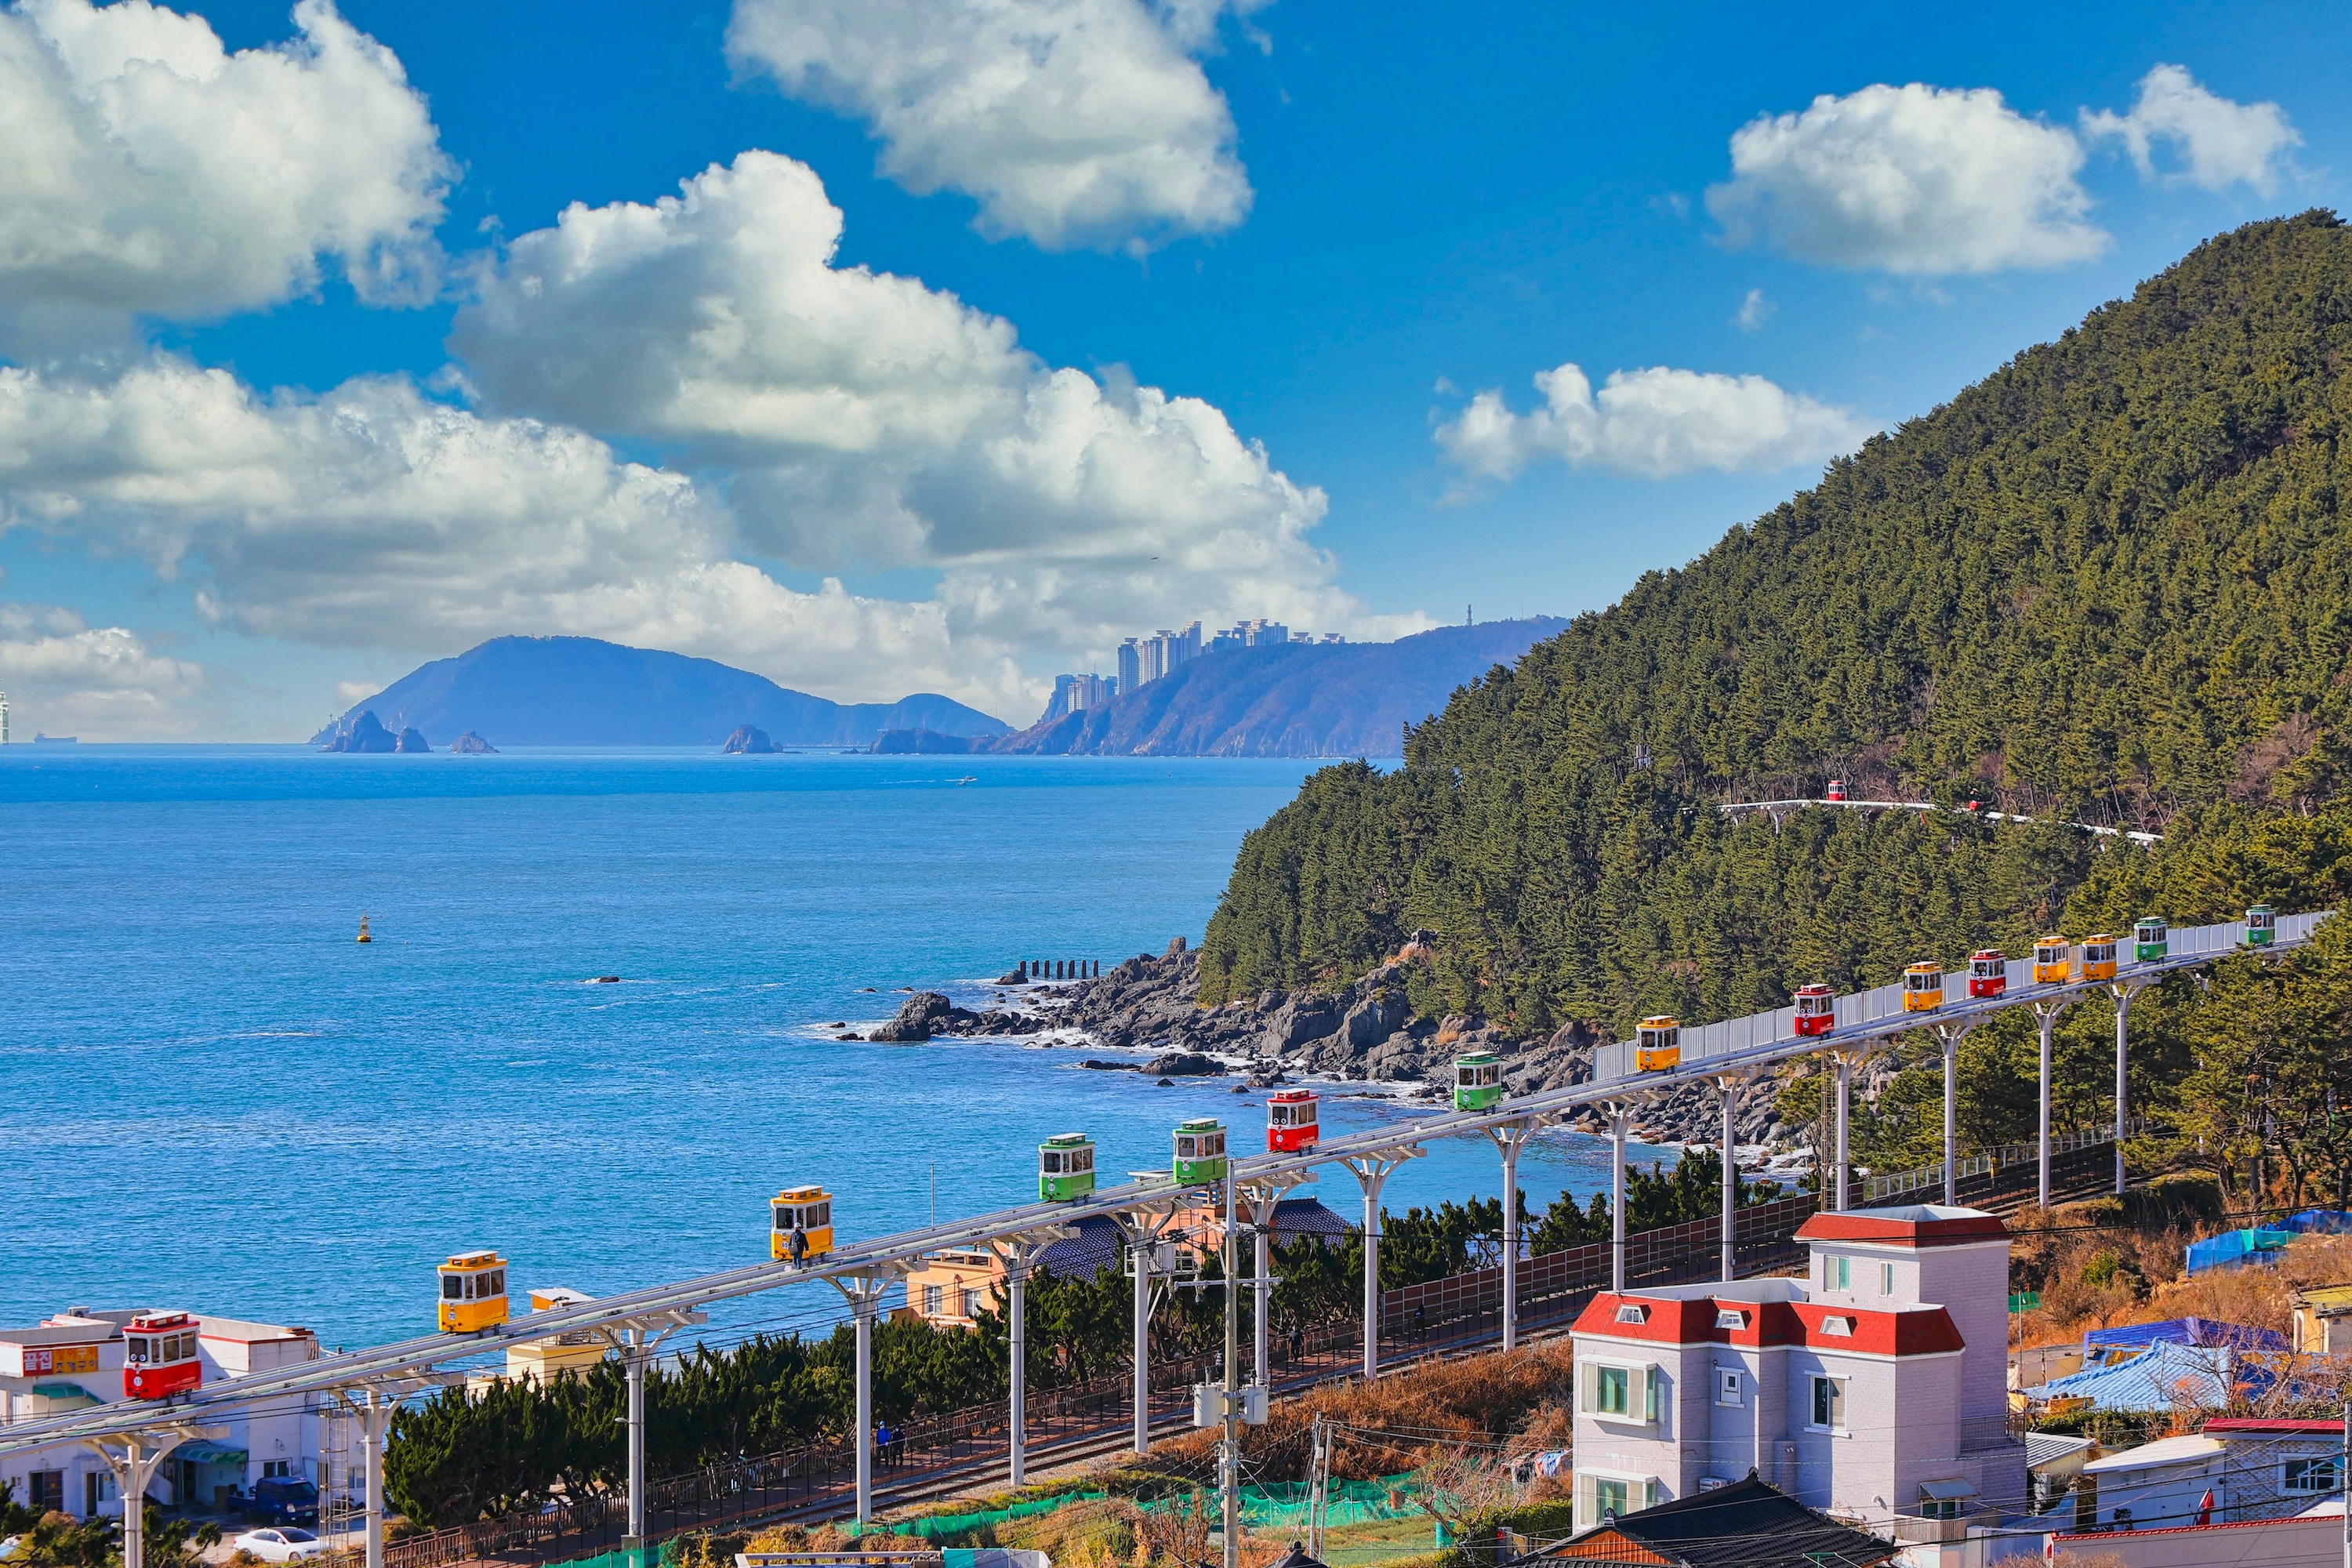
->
1, 749, 1635, 1359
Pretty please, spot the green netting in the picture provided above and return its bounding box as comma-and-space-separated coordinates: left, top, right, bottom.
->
847, 1492, 1105, 1541
847, 1472, 1428, 1544
539, 1544, 682, 1568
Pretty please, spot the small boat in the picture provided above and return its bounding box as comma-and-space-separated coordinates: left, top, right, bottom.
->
951, 775, 977, 786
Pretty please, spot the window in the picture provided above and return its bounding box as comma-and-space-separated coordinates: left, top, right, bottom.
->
263, 1461, 292, 1479
1810, 1375, 1846, 1432
1596, 1366, 1631, 1416
1881, 1262, 1896, 1296
961, 1288, 983, 1318
923, 1285, 942, 1315
813, 1203, 829, 1229
1178, 1138, 1196, 1158
1584, 1363, 1658, 1421
1829, 1256, 1850, 1290
2286, 1457, 2343, 1494
1613, 1303, 1647, 1324
28, 1472, 63, 1513
1820, 1316, 1853, 1338
1715, 1369, 1743, 1407
2111, 1508, 2133, 1531
1590, 1476, 1628, 1521
1043, 1152, 1062, 1174
127, 1337, 148, 1364
441, 1276, 462, 1301
1714, 1308, 1745, 1330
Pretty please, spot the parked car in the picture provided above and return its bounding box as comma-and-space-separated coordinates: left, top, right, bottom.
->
231, 1529, 328, 1563
249, 1478, 320, 1526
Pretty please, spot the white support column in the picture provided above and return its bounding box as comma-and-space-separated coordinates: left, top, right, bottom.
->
591, 1308, 703, 1557
625, 1337, 646, 1548
1234, 1174, 1308, 1388
1483, 1120, 1541, 1350
2113, 983, 2145, 1197
1606, 1105, 1632, 1294
1007, 1264, 1029, 1486
1834, 1055, 1855, 1211
1341, 1146, 1423, 1380
1943, 1032, 1960, 1205
1254, 1220, 1272, 1380
361, 1390, 387, 1568
1936, 1022, 1975, 1207
1719, 1080, 1739, 1282
818, 1277, 895, 1527
2034, 1000, 2071, 1210
1113, 1207, 1178, 1457
1132, 1236, 1152, 1454
988, 1228, 1070, 1490
83, 1426, 218, 1568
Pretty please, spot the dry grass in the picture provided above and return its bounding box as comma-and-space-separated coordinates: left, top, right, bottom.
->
2012, 1218, 2352, 1348
1149, 1341, 1576, 1483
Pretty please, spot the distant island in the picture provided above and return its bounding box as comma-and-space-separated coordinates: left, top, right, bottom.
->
314, 637, 1013, 749
873, 618, 1568, 758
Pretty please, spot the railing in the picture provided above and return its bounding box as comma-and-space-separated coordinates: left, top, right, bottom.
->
1860, 1123, 2143, 1205
1591, 912, 2329, 1083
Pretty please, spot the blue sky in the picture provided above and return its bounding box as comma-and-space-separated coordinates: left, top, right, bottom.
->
0, 0, 2336, 737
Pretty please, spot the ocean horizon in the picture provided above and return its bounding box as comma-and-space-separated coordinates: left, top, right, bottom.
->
3, 747, 1645, 1359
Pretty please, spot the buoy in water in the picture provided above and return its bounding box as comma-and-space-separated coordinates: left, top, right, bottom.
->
357, 914, 373, 944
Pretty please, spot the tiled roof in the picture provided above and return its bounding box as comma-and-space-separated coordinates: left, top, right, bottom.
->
1570, 1293, 1963, 1356
1534, 1475, 1895, 1568
1795, 1207, 2008, 1249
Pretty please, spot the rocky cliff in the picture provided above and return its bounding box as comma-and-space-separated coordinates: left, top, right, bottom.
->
1048, 939, 1796, 1150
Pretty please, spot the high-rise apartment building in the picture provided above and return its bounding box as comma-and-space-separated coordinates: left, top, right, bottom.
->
1117, 639, 1142, 694
0, 689, 9, 745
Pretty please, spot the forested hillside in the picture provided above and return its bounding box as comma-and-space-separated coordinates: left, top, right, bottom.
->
1201, 212, 2352, 1037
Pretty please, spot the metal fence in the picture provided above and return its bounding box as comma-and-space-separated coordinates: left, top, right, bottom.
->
1860, 1126, 2133, 1206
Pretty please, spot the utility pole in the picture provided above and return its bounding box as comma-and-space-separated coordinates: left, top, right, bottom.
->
2339, 1398, 2347, 1568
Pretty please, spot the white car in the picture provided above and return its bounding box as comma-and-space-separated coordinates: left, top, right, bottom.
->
232, 1528, 330, 1563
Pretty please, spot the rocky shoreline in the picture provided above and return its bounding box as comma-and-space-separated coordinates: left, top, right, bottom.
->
851, 938, 1805, 1153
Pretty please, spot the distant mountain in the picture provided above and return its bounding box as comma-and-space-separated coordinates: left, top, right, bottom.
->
314, 637, 1013, 749
872, 619, 1567, 758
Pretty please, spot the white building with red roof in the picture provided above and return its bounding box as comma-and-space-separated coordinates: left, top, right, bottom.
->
1568, 1203, 2026, 1537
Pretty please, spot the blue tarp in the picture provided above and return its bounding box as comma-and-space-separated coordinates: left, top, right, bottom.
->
2186, 1228, 2297, 1275
2029, 1341, 2271, 1413
2083, 1316, 2288, 1353
2279, 1209, 2352, 1235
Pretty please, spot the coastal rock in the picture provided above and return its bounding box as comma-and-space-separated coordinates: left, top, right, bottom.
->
722, 724, 779, 754
1258, 994, 1341, 1057
995, 967, 1029, 985
869, 991, 956, 1042
1078, 1058, 1141, 1071
395, 726, 431, 753
1342, 987, 1409, 1049
450, 731, 498, 753
321, 710, 399, 753
1145, 1051, 1225, 1077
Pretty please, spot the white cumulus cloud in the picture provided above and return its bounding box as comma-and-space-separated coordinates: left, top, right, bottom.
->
0, 601, 206, 737
1436, 362, 1872, 483
0, 356, 1027, 713
1707, 82, 2106, 275
449, 149, 1410, 670
724, 0, 1262, 251
0, 0, 451, 351
2082, 64, 2299, 194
